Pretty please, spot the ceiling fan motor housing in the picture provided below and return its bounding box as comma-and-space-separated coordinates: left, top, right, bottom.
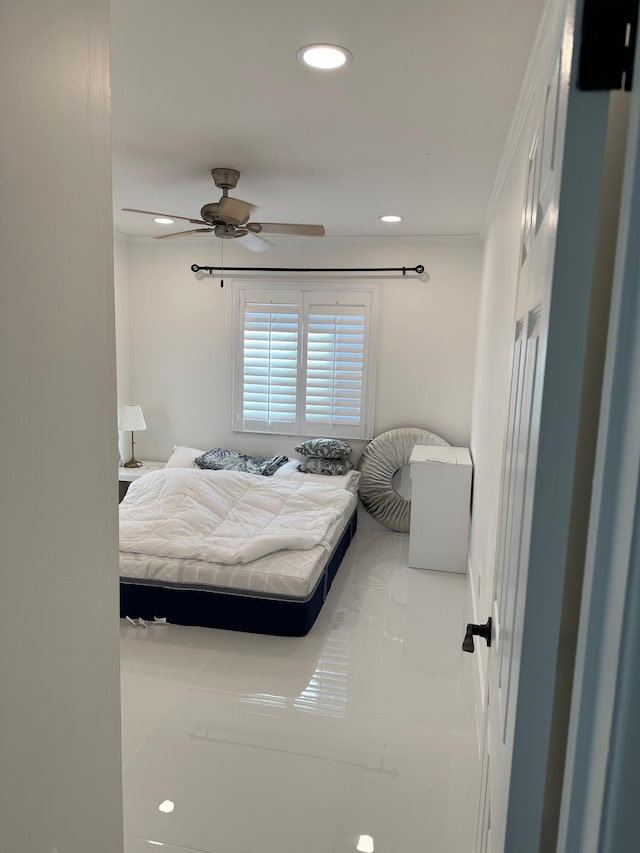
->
201, 202, 249, 227
214, 223, 248, 239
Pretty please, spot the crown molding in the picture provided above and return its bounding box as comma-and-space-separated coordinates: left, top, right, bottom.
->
481, 0, 563, 238
112, 230, 481, 247
304, 234, 481, 245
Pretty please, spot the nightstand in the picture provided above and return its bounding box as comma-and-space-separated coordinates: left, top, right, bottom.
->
118, 460, 165, 502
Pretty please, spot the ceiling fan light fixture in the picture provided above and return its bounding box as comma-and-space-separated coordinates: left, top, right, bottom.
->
297, 44, 352, 70
379, 215, 403, 223
153, 216, 175, 224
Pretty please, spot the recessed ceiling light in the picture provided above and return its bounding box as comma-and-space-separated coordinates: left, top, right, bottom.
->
379, 215, 403, 223
154, 217, 175, 225
297, 44, 352, 70
357, 835, 375, 853
158, 800, 175, 814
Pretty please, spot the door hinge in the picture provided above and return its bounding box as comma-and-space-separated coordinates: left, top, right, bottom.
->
578, 0, 639, 91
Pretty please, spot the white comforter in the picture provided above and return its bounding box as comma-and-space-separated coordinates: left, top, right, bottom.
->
119, 468, 353, 565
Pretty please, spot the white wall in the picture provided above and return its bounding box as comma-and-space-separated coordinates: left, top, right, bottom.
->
118, 236, 481, 471
114, 237, 131, 462
0, 3, 123, 852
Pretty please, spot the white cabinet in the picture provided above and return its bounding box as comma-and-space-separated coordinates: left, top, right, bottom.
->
408, 445, 472, 573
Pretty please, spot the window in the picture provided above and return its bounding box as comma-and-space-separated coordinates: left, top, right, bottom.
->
232, 283, 379, 439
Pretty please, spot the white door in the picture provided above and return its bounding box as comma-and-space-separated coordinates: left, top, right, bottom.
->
475, 0, 613, 849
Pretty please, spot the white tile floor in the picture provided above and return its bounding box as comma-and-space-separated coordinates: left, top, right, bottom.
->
120, 529, 480, 853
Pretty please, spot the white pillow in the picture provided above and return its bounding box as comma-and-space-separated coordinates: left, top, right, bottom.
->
270, 459, 301, 477
165, 445, 206, 468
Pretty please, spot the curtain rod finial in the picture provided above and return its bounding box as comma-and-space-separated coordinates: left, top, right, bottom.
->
416, 265, 430, 282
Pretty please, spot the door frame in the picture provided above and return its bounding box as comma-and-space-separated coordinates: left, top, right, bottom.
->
557, 37, 640, 850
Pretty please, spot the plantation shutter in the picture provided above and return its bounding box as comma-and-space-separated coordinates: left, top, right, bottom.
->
238, 291, 302, 432
233, 284, 377, 439
302, 292, 371, 437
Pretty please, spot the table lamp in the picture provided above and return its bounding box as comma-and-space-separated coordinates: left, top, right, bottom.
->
119, 405, 147, 468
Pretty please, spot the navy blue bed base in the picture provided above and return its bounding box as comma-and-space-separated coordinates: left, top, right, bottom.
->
120, 509, 357, 636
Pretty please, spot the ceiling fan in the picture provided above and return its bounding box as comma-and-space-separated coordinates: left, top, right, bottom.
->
123, 167, 325, 252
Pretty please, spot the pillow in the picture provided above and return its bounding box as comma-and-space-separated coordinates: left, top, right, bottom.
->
195, 448, 288, 476
270, 459, 302, 477
297, 457, 354, 476
165, 446, 206, 468
295, 438, 352, 459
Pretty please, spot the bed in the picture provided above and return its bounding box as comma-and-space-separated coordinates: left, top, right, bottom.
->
119, 457, 359, 636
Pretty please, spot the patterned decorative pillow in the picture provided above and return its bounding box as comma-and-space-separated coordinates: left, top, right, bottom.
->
297, 457, 354, 476
295, 438, 352, 459
195, 448, 288, 476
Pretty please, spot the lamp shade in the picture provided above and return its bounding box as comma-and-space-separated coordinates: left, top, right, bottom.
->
119, 405, 147, 432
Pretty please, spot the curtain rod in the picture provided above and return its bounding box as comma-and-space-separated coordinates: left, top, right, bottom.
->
190, 263, 429, 284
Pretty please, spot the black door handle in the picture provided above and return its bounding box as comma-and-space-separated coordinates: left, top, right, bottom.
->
462, 617, 492, 653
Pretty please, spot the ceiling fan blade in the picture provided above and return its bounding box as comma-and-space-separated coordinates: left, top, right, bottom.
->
154, 228, 214, 239
235, 231, 272, 253
247, 222, 325, 236
122, 208, 209, 225
215, 196, 256, 225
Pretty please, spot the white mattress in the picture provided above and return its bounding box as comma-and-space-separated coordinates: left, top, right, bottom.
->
271, 461, 361, 495
120, 491, 357, 601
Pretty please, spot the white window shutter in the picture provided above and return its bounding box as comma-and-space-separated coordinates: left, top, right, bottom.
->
302, 292, 372, 438
237, 291, 301, 432
232, 284, 377, 439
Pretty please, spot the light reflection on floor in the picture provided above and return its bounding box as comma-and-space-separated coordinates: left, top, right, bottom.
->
121, 529, 480, 853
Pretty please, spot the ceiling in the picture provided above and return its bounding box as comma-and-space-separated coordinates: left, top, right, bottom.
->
111, 0, 544, 243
